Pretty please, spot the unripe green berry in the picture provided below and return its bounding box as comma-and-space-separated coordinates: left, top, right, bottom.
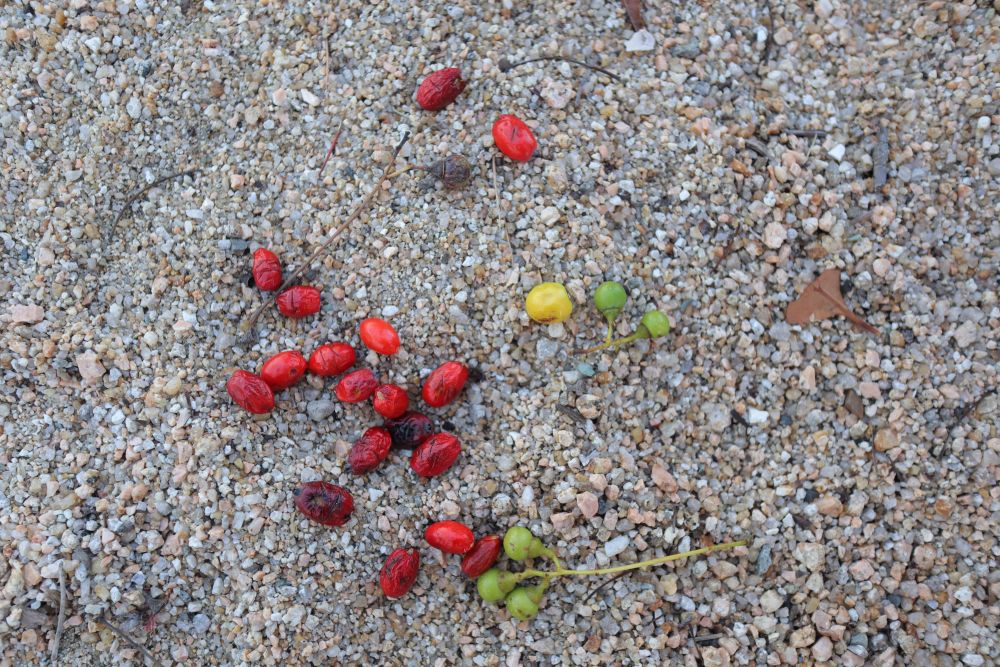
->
593, 281, 627, 324
477, 568, 515, 603
503, 526, 535, 561
638, 310, 670, 339
505, 587, 541, 620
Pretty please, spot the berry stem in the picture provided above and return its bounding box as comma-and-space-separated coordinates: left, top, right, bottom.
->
518, 540, 747, 580
580, 325, 650, 355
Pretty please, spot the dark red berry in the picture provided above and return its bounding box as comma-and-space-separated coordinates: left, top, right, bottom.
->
260, 350, 307, 391
226, 370, 275, 414
415, 67, 466, 111
424, 521, 475, 554
461, 535, 502, 578
383, 410, 434, 450
492, 114, 537, 162
308, 342, 356, 377
335, 368, 379, 403
252, 248, 282, 291
410, 432, 461, 478
380, 548, 420, 599
276, 285, 321, 318
348, 427, 393, 475
293, 481, 353, 526
422, 361, 469, 408
373, 384, 409, 419
359, 318, 400, 355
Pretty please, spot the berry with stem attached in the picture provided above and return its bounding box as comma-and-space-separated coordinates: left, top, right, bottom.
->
581, 309, 671, 354
502, 526, 556, 562
506, 581, 548, 620
476, 568, 518, 603
593, 280, 627, 344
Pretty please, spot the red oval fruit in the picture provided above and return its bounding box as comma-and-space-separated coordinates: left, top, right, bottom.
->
359, 318, 400, 355
461, 535, 502, 578
226, 370, 275, 414
410, 432, 461, 478
252, 248, 282, 291
335, 368, 379, 403
422, 361, 469, 408
259, 350, 307, 391
380, 548, 420, 599
293, 481, 354, 526
383, 410, 434, 450
276, 285, 321, 318
424, 521, 475, 554
373, 384, 409, 419
415, 67, 466, 111
308, 342, 356, 377
348, 427, 393, 475
492, 114, 537, 162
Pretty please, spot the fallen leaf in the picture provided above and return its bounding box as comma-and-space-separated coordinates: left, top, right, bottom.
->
622, 0, 645, 30
786, 268, 879, 335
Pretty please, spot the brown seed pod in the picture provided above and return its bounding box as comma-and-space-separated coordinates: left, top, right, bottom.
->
426, 154, 471, 190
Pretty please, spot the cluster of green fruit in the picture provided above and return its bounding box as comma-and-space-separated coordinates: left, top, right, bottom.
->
587, 281, 670, 353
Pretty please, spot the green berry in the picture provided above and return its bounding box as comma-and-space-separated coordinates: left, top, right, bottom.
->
638, 310, 670, 339
477, 568, 515, 603
505, 587, 541, 620
593, 281, 627, 324
503, 526, 535, 561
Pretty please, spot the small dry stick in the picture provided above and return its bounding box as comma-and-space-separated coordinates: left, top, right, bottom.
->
491, 156, 513, 261
317, 119, 344, 178
50, 569, 67, 664
97, 615, 162, 667
499, 56, 622, 83
107, 168, 199, 241
785, 128, 827, 138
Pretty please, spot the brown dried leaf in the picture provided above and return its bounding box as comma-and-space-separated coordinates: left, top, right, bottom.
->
786, 268, 879, 335
622, 0, 645, 30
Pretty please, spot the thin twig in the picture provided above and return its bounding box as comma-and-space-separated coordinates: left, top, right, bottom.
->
785, 128, 827, 138
760, 0, 775, 70
693, 633, 724, 644
500, 56, 622, 83
107, 169, 199, 241
317, 119, 344, 178
933, 387, 998, 457
582, 571, 627, 604
97, 615, 162, 667
50, 569, 67, 664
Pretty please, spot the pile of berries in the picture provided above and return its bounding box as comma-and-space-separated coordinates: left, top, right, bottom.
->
250, 248, 323, 319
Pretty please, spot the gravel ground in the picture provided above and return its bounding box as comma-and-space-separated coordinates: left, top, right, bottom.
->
2, 1, 998, 665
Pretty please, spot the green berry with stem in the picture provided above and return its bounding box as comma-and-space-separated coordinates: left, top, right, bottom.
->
593, 281, 627, 325
503, 526, 535, 560
505, 582, 547, 620
637, 310, 670, 339
477, 568, 517, 603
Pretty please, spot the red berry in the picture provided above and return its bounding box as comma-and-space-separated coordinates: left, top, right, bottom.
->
293, 481, 353, 526
422, 361, 469, 408
335, 368, 379, 403
226, 370, 275, 414
252, 248, 282, 291
373, 384, 409, 419
410, 432, 461, 478
424, 521, 475, 554
380, 548, 420, 599
308, 342, 356, 377
348, 427, 393, 475
259, 350, 307, 391
276, 286, 321, 318
359, 318, 400, 355
492, 114, 537, 162
415, 67, 466, 111
383, 410, 434, 450
461, 535, 502, 578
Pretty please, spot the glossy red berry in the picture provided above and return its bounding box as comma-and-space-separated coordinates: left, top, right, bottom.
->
415, 67, 466, 111
359, 318, 400, 355
252, 248, 282, 291
276, 286, 321, 318
293, 481, 354, 526
425, 521, 475, 554
226, 370, 275, 414
373, 384, 409, 419
348, 427, 393, 475
380, 548, 420, 599
259, 350, 307, 391
492, 114, 537, 162
335, 368, 379, 403
461, 535, 502, 578
410, 432, 461, 478
383, 410, 434, 450
308, 342, 356, 377
422, 361, 469, 408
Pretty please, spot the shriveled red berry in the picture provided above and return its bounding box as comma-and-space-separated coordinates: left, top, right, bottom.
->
425, 521, 475, 554
252, 248, 282, 291
380, 548, 420, 599
348, 427, 393, 474
359, 318, 400, 355
308, 342, 356, 377
226, 370, 275, 414
415, 67, 466, 111
410, 432, 461, 478
335, 368, 379, 403
461, 535, 502, 578
422, 361, 469, 408
492, 114, 537, 162
259, 350, 307, 391
276, 285, 321, 318
383, 410, 434, 450
373, 384, 409, 419
293, 481, 353, 526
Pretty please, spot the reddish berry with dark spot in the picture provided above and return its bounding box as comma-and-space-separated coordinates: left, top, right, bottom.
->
410, 432, 461, 478
422, 361, 469, 408
293, 481, 353, 526
461, 535, 502, 578
226, 370, 275, 414
383, 410, 434, 450
425, 521, 475, 554
380, 548, 420, 599
259, 350, 307, 391
373, 384, 409, 419
252, 248, 282, 291
348, 427, 393, 475
276, 285, 321, 318
415, 67, 466, 111
335, 368, 379, 403
308, 342, 356, 377
492, 114, 537, 162
359, 318, 400, 355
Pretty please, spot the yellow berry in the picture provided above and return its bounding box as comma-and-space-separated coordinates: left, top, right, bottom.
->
525, 282, 573, 324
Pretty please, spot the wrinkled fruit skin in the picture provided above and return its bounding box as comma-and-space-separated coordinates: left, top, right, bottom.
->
335, 369, 379, 403
383, 411, 434, 450
425, 521, 475, 554
410, 432, 461, 478
308, 342, 356, 377
252, 248, 282, 291
525, 282, 573, 324
260, 350, 307, 391
373, 384, 409, 419
226, 370, 275, 414
492, 114, 537, 162
428, 154, 472, 190
348, 427, 393, 475
293, 481, 353, 526
277, 286, 321, 318
359, 318, 400, 355
415, 67, 466, 111
461, 535, 502, 578
380, 548, 420, 599
422, 361, 469, 408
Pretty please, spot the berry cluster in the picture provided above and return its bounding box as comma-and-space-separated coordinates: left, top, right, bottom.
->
251, 248, 323, 318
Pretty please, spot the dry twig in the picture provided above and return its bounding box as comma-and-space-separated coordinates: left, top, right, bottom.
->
50, 569, 67, 664
97, 615, 162, 667
317, 119, 344, 178
107, 169, 199, 241
499, 56, 622, 83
